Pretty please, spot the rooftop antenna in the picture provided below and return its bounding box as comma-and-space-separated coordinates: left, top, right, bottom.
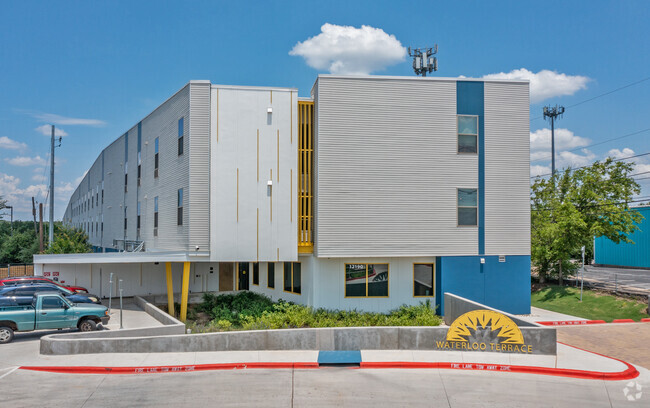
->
542, 105, 565, 176
408, 45, 438, 77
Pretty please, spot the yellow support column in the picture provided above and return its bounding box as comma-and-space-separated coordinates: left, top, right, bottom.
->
180, 261, 191, 322
165, 262, 174, 316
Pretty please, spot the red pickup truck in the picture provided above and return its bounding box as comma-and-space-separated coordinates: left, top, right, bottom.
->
0, 276, 88, 293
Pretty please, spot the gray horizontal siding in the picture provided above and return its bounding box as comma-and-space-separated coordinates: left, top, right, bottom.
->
484, 82, 531, 255
315, 77, 478, 257
189, 82, 211, 251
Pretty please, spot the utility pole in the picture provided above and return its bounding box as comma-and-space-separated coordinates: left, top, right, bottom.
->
32, 197, 38, 235
5, 205, 13, 235
48, 125, 62, 246
39, 203, 44, 252
542, 106, 565, 176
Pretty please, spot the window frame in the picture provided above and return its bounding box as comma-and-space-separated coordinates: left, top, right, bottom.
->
252, 262, 259, 286
154, 137, 159, 178
267, 262, 275, 289
413, 263, 435, 298
153, 196, 159, 236
457, 187, 479, 227
344, 263, 390, 298
177, 188, 183, 226
457, 115, 479, 155
177, 117, 184, 156
283, 262, 301, 295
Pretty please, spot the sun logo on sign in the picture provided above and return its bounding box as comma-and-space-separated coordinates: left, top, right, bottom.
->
446, 310, 524, 344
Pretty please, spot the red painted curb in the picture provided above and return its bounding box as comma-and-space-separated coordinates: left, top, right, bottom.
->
20, 362, 319, 375
612, 319, 635, 323
537, 320, 606, 326
359, 361, 638, 381
642, 318, 650, 323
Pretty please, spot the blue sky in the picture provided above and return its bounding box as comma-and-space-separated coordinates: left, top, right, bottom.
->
1, 0, 649, 220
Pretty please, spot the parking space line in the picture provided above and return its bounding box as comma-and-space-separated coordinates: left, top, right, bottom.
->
0, 367, 19, 381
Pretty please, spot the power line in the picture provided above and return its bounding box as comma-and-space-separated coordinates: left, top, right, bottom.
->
630, 170, 650, 177
530, 75, 650, 121
531, 197, 650, 212
531, 151, 650, 178
530, 127, 650, 163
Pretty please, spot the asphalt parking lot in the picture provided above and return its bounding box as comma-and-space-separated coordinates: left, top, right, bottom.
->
582, 265, 650, 294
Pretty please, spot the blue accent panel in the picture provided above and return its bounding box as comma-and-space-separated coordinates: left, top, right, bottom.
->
595, 207, 650, 268
439, 255, 531, 315
318, 350, 362, 365
456, 81, 485, 254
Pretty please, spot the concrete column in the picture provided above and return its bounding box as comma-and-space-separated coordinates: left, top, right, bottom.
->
165, 262, 174, 316
180, 262, 191, 322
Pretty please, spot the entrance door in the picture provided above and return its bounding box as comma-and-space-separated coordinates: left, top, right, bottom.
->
237, 262, 249, 291
219, 263, 234, 291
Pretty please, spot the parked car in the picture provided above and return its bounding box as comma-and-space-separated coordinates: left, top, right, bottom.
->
0, 276, 89, 293
0, 292, 109, 343
0, 284, 102, 306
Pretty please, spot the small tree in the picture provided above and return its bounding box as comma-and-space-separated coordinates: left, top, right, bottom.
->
45, 225, 92, 254
531, 158, 641, 283
0, 195, 7, 219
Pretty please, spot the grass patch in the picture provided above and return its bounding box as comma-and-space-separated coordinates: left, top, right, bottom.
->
187, 291, 442, 333
531, 285, 649, 322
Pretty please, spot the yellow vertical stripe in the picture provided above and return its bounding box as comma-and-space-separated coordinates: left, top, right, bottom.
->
257, 129, 259, 182
277, 130, 280, 182
216, 89, 219, 143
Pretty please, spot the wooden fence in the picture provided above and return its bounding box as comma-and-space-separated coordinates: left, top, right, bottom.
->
0, 264, 34, 279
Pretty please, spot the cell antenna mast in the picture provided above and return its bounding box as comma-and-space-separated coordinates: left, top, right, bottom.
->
408, 45, 438, 77
542, 105, 565, 176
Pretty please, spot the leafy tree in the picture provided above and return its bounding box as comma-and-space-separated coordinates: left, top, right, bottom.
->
531, 158, 642, 283
0, 195, 6, 218
0, 231, 39, 264
45, 224, 92, 254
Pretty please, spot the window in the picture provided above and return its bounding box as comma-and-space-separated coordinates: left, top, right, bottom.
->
458, 188, 478, 226
178, 117, 184, 156
137, 201, 141, 236
253, 262, 259, 285
101, 189, 104, 204
124, 173, 128, 193
154, 196, 159, 236
414, 263, 435, 297
345, 264, 389, 297
177, 188, 183, 226
42, 296, 66, 310
124, 206, 128, 230
154, 137, 159, 178
267, 263, 275, 289
137, 164, 141, 186
457, 115, 478, 154
283, 262, 301, 294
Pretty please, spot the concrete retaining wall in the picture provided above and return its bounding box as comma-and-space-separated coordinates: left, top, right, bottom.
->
40, 293, 556, 356
41, 296, 185, 354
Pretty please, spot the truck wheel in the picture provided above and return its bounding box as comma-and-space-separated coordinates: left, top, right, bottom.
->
78, 319, 97, 332
0, 326, 14, 344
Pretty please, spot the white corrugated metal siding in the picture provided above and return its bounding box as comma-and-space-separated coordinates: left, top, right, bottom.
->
314, 76, 478, 257
483, 82, 531, 255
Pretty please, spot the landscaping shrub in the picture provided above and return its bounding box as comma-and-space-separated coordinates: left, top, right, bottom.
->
188, 292, 442, 333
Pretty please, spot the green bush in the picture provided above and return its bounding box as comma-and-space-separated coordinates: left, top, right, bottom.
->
190, 292, 442, 332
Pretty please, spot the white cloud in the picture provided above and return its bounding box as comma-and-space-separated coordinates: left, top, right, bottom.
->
289, 23, 407, 75
74, 170, 88, 186
530, 165, 551, 177
32, 174, 47, 182
34, 112, 106, 126
35, 125, 68, 137
483, 68, 590, 103
0, 172, 48, 216
0, 136, 28, 151
5, 155, 47, 166
606, 148, 635, 160
530, 128, 590, 152
55, 182, 74, 195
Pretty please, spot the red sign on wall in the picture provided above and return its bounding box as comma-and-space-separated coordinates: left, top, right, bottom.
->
43, 272, 51, 277
52, 272, 59, 277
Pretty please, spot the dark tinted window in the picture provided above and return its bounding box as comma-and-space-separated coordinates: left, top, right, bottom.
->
42, 296, 66, 309
15, 287, 38, 296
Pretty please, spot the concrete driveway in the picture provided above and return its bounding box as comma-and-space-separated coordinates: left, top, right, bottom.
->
0, 366, 647, 407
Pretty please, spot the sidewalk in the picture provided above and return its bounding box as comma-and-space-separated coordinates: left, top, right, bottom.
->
516, 306, 587, 324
